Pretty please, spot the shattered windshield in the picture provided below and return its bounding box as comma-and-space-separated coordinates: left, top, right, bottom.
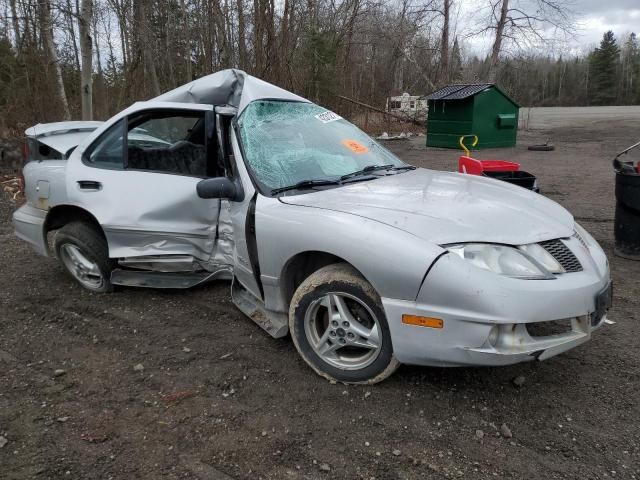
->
237, 101, 406, 193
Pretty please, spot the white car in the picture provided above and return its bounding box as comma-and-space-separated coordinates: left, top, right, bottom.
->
13, 69, 612, 384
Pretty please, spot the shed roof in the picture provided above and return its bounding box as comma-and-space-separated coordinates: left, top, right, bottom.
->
424, 83, 493, 100
424, 83, 519, 106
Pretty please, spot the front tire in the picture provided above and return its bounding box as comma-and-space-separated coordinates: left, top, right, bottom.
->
54, 221, 115, 293
289, 263, 399, 384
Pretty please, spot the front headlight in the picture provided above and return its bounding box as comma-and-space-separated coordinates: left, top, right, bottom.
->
519, 243, 565, 273
447, 243, 553, 279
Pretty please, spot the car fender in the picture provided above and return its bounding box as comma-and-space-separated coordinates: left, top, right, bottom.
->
255, 195, 445, 312
22, 160, 68, 210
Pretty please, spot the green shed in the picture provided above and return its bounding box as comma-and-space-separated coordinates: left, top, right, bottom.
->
425, 83, 519, 149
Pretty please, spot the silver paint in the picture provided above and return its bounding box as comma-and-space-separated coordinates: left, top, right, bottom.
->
13, 69, 612, 370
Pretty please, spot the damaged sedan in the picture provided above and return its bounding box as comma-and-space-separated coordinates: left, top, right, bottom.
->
14, 69, 612, 383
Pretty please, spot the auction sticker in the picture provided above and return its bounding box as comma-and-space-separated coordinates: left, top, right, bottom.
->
341, 139, 369, 154
315, 111, 342, 123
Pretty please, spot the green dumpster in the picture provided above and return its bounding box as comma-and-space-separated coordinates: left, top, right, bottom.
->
425, 84, 519, 149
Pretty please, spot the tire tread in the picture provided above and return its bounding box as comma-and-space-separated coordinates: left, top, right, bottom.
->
289, 263, 399, 384
54, 221, 115, 292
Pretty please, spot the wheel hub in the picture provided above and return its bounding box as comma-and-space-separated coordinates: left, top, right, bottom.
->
304, 292, 382, 371
59, 243, 104, 289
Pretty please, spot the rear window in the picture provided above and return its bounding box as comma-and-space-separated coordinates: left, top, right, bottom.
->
27, 138, 64, 161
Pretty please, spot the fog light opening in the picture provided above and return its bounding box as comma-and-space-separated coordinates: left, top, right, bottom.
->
488, 325, 499, 347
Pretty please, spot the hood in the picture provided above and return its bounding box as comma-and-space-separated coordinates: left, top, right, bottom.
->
279, 169, 574, 246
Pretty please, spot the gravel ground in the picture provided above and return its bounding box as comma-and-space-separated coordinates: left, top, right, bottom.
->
1, 113, 640, 479
520, 106, 640, 129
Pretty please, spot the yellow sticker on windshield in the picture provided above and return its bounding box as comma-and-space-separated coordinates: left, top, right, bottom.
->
341, 139, 369, 154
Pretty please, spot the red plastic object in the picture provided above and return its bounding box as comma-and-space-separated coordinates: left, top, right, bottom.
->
458, 155, 521, 175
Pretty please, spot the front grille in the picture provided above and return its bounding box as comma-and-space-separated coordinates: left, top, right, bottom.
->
526, 318, 573, 337
539, 239, 583, 273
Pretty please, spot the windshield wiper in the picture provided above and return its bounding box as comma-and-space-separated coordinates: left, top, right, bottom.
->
271, 164, 418, 195
340, 164, 416, 180
390, 165, 417, 172
271, 179, 341, 195
340, 164, 394, 180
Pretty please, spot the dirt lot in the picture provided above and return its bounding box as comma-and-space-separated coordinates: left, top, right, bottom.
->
1, 112, 640, 480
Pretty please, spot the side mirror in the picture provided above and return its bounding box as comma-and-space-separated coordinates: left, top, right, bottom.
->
197, 177, 242, 201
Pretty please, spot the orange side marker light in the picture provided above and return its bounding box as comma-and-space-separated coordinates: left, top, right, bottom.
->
402, 315, 444, 329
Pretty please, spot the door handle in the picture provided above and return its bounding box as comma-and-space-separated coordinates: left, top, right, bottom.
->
77, 180, 102, 191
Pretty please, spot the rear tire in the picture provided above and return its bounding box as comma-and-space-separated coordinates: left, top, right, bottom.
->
528, 143, 555, 151
54, 221, 115, 293
289, 263, 399, 384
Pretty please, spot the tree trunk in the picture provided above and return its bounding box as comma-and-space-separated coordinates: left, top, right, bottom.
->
211, 0, 230, 69
253, 0, 263, 74
138, 0, 161, 96
488, 0, 508, 81
279, 0, 290, 82
79, 0, 94, 120
264, 0, 275, 77
236, 0, 246, 70
66, 0, 81, 72
40, 0, 71, 120
179, 0, 192, 81
439, 0, 450, 84
9, 0, 21, 52
340, 0, 359, 93
93, 11, 102, 76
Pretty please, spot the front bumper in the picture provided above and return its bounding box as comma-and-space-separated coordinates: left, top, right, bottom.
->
382, 237, 611, 367
13, 204, 48, 256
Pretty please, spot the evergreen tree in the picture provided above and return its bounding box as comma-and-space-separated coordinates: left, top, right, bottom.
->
589, 31, 621, 105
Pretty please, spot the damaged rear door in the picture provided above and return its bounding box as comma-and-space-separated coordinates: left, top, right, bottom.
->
67, 102, 225, 263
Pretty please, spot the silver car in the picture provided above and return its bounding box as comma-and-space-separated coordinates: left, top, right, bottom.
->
13, 69, 612, 384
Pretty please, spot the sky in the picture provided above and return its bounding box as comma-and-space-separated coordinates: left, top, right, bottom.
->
458, 0, 640, 57
575, 0, 640, 46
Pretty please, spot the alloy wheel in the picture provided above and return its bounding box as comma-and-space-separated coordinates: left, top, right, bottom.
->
59, 243, 104, 290
304, 292, 382, 370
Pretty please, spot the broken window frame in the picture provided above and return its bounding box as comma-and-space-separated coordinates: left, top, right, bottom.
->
83, 108, 221, 179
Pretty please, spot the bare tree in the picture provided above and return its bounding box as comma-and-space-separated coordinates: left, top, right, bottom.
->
136, 0, 160, 96
62, 0, 81, 71
0, 0, 635, 136
478, 0, 575, 81
79, 0, 94, 119
8, 0, 21, 52
439, 0, 451, 84
488, 0, 509, 80
179, 0, 192, 82
236, 0, 247, 70
39, 0, 72, 119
